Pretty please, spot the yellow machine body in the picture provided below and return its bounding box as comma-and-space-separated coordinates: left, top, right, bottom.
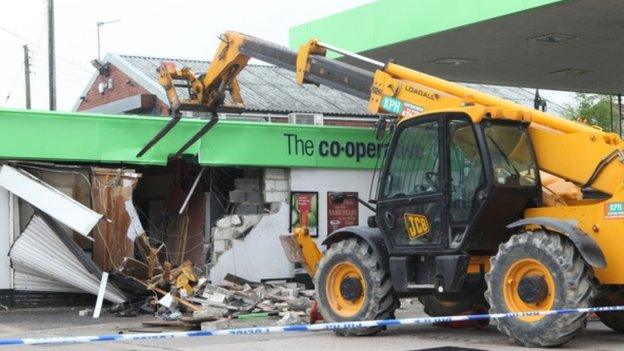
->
157, 31, 624, 285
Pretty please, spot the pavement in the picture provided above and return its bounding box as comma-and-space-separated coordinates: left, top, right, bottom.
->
0, 302, 623, 351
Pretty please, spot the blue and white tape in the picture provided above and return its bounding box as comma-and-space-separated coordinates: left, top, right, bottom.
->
1, 305, 623, 346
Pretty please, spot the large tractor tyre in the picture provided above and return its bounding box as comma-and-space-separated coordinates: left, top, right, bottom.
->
419, 293, 488, 317
594, 287, 624, 333
315, 238, 398, 336
485, 231, 594, 347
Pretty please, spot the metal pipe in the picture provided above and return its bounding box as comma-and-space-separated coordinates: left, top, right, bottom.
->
47, 0, 56, 111
317, 41, 384, 68
179, 167, 205, 214
619, 94, 622, 137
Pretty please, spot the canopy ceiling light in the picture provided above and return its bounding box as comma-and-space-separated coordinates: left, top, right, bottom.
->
549, 68, 590, 76
430, 58, 475, 66
530, 33, 578, 43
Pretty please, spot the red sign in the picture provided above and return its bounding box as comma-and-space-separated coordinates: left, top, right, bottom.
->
327, 192, 359, 234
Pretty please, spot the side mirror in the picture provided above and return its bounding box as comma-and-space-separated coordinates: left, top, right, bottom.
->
330, 192, 345, 204
374, 117, 387, 141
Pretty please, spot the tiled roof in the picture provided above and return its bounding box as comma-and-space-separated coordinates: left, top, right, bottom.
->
118, 55, 374, 117
108, 54, 567, 117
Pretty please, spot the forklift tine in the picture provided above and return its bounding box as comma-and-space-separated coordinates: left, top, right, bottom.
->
173, 111, 219, 158
136, 111, 181, 157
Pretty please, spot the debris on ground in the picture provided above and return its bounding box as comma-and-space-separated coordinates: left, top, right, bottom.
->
276, 311, 302, 326
113, 263, 316, 331
78, 308, 93, 317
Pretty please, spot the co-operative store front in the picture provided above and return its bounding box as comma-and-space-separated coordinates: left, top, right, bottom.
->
0, 108, 385, 306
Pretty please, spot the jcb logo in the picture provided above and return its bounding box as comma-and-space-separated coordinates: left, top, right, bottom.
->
404, 213, 430, 239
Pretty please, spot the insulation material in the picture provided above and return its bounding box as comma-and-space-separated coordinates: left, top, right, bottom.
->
0, 165, 102, 236
91, 168, 141, 271
9, 215, 126, 303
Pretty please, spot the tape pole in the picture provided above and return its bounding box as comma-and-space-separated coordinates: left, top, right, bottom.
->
1, 305, 624, 347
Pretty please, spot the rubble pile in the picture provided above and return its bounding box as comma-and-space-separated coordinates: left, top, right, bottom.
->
119, 270, 314, 331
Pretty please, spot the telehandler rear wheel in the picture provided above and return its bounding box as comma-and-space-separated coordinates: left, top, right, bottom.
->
594, 287, 624, 333
485, 231, 593, 347
315, 238, 398, 336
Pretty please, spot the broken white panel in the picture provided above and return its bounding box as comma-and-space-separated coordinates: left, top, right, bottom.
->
124, 200, 144, 242
93, 272, 109, 318
210, 202, 294, 284
9, 215, 126, 303
158, 293, 173, 308
0, 165, 102, 236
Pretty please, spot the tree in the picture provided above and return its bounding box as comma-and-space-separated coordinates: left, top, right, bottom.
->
563, 94, 616, 132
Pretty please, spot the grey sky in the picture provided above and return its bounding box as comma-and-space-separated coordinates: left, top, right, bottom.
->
0, 0, 574, 112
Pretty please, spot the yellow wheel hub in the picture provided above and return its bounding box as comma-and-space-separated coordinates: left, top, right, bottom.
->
326, 261, 366, 317
503, 258, 555, 322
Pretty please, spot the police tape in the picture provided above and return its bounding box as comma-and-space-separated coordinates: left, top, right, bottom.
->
1, 305, 624, 347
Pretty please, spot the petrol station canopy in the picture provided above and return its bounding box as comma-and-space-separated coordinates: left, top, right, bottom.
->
290, 0, 624, 94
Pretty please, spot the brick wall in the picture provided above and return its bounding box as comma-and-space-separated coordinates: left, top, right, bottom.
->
76, 64, 168, 114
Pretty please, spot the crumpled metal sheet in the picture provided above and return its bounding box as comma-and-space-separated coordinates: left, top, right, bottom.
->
9, 215, 127, 304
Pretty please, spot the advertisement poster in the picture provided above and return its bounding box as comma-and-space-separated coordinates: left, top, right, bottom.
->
327, 192, 359, 234
290, 192, 319, 237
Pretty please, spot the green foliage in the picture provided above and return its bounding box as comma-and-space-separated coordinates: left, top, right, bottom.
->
563, 94, 616, 132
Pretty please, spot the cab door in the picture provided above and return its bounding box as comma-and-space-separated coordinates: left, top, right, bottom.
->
376, 117, 448, 254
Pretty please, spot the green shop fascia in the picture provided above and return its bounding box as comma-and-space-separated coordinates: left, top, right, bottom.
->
0, 108, 387, 170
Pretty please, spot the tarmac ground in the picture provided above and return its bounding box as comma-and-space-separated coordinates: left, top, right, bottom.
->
0, 301, 623, 351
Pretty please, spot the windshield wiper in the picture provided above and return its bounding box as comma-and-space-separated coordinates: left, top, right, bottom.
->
487, 135, 521, 177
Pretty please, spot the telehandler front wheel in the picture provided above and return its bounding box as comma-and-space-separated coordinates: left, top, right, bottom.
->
485, 231, 594, 347
315, 238, 398, 336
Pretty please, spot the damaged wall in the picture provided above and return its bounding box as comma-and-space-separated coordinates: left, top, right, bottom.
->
91, 168, 140, 271
210, 202, 292, 284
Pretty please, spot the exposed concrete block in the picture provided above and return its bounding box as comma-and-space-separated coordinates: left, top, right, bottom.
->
216, 215, 242, 228
264, 180, 289, 192
265, 168, 288, 180
230, 190, 247, 204
229, 190, 247, 203
213, 227, 236, 241
232, 215, 262, 238
193, 307, 228, 320
245, 191, 263, 204
235, 178, 261, 191
213, 239, 231, 253
235, 204, 264, 215
264, 191, 288, 203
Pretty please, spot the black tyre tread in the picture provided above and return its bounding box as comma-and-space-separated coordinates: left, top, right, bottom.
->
315, 238, 397, 336
484, 231, 594, 347
418, 294, 487, 317
594, 289, 624, 333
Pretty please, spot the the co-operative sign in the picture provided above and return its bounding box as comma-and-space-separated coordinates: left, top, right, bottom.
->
198, 121, 388, 170
283, 133, 387, 162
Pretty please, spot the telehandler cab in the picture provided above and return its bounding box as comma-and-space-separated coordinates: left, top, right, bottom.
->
141, 31, 624, 347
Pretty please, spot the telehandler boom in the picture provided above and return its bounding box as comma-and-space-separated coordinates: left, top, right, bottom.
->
143, 31, 624, 347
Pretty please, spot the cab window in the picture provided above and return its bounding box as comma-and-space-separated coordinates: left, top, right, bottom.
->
383, 121, 440, 198
484, 124, 537, 187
